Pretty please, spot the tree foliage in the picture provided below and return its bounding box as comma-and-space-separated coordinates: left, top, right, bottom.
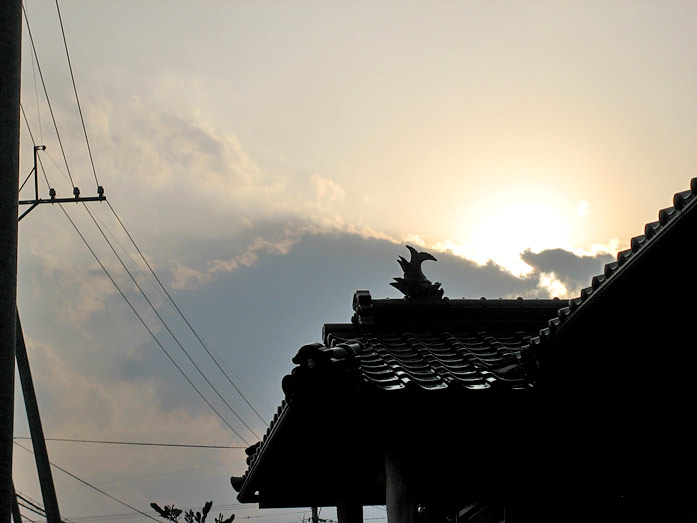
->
150, 501, 234, 523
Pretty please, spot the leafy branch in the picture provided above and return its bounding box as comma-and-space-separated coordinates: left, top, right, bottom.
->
151, 501, 234, 523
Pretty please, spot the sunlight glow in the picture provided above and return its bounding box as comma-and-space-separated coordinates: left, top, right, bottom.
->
576, 200, 589, 218
462, 194, 573, 275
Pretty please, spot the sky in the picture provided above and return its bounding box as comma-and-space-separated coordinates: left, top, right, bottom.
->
11, 1, 697, 523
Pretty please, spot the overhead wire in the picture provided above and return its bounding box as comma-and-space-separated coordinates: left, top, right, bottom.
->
35, 503, 292, 523
32, 0, 270, 433
19, 103, 52, 194
14, 492, 76, 523
12, 436, 244, 449
53, 502, 250, 522
20, 91, 258, 447
88, 208, 174, 310
25, 0, 44, 143
81, 202, 261, 440
14, 493, 48, 516
14, 441, 160, 523
20, 0, 269, 455
17, 502, 46, 519
106, 200, 271, 426
21, 3, 76, 188
53, 0, 100, 188
15, 495, 46, 518
19, 167, 35, 194
93, 204, 270, 422
66, 460, 240, 488
57, 203, 251, 445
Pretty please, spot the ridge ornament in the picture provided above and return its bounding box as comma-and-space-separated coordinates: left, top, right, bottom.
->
390, 245, 445, 301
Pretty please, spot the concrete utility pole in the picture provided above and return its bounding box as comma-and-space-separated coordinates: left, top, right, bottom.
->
16, 317, 62, 523
0, 1, 22, 522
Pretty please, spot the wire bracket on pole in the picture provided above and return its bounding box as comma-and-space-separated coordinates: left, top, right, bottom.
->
18, 145, 105, 221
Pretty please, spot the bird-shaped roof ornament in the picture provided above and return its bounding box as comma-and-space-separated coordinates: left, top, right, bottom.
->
390, 245, 445, 301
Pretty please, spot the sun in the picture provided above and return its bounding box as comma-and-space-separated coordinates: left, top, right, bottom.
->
454, 190, 575, 275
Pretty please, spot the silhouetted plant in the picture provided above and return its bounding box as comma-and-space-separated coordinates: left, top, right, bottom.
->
151, 501, 234, 523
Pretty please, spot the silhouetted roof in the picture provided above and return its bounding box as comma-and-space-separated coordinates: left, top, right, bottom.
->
233, 177, 697, 507
526, 178, 697, 369
284, 296, 565, 396
233, 296, 564, 504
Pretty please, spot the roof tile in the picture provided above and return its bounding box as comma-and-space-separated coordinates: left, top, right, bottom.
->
526, 177, 697, 367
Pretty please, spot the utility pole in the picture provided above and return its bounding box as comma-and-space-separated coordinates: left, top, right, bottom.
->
0, 1, 23, 523
16, 316, 61, 523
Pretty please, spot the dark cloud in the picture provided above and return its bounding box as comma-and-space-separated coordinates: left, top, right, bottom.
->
23, 224, 602, 449
521, 248, 614, 296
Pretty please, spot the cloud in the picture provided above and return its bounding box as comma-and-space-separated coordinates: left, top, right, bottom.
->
520, 247, 614, 297
171, 228, 301, 290
312, 175, 346, 205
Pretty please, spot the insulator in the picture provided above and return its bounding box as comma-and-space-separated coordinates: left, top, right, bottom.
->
49, 188, 56, 199
73, 187, 80, 199
97, 186, 104, 196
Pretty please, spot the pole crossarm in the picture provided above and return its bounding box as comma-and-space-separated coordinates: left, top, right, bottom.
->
19, 195, 106, 205
17, 145, 105, 222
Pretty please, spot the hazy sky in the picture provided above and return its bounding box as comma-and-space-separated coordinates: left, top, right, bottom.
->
13, 1, 697, 523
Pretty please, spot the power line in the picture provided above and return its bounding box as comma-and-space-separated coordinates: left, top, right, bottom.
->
14, 442, 160, 523
53, 0, 100, 189
14, 492, 75, 523
68, 460, 239, 488
13, 437, 244, 449
24, 0, 44, 143
21, 3, 75, 188
22, 2, 269, 433
106, 200, 271, 426
31, 503, 287, 523
19, 103, 52, 194
16, 495, 46, 519
19, 77, 257, 446
17, 502, 46, 519
57, 203, 251, 445
82, 202, 261, 440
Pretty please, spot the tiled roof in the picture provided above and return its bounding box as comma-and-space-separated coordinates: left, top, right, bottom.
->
233, 296, 564, 502
233, 178, 697, 504
281, 296, 565, 397
526, 178, 697, 366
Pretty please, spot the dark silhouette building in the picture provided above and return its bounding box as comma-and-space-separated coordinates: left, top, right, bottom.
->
231, 179, 697, 523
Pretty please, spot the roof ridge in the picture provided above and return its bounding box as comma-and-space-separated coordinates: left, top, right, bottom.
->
527, 177, 697, 361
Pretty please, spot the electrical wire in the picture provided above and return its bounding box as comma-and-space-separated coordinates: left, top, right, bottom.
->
14, 441, 160, 523
82, 203, 261, 440
21, 4, 75, 188
57, 203, 251, 445
16, 495, 46, 518
19, 103, 52, 194
50, 503, 250, 523
53, 0, 100, 188
19, 167, 35, 194
18, 61, 258, 446
22, 2, 269, 432
14, 493, 76, 523
68, 460, 239, 488
26, 0, 44, 144
17, 502, 46, 519
12, 436, 244, 449
106, 200, 271, 426
88, 208, 174, 311
15, 494, 45, 515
